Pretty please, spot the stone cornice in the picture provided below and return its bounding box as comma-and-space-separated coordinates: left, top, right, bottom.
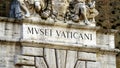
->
0, 17, 118, 34
96, 28, 118, 34
0, 17, 99, 30
20, 40, 120, 55
0, 37, 119, 54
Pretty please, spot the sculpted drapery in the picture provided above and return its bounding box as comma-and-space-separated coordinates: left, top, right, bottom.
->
10, 0, 99, 25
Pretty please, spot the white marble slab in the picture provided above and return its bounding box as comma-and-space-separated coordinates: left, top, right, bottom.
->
23, 24, 96, 46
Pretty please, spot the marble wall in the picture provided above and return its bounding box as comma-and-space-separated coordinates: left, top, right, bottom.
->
0, 17, 118, 68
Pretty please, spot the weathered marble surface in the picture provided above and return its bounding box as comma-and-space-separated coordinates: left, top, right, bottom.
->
22, 23, 97, 46
15, 55, 35, 65
22, 47, 43, 56
0, 16, 119, 68
66, 50, 77, 68
35, 57, 48, 68
21, 66, 35, 68
44, 48, 57, 68
56, 50, 67, 68
78, 52, 96, 61
75, 61, 85, 68
0, 0, 119, 68
9, 0, 99, 26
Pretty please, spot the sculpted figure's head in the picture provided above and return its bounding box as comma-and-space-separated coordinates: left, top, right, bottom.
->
87, 0, 96, 8
35, 1, 41, 12
86, 0, 92, 2
77, 0, 86, 2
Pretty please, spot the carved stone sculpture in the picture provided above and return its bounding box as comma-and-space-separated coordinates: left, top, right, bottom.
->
18, 0, 30, 18
69, 0, 90, 24
19, 0, 46, 18
86, 0, 99, 23
9, 0, 22, 19
51, 0, 70, 21
23, 0, 51, 19
9, 0, 99, 26
67, 0, 99, 25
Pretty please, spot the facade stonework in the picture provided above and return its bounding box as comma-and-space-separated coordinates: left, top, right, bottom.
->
0, 0, 120, 68
0, 17, 119, 68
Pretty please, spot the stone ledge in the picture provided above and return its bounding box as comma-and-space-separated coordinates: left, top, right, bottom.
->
0, 17, 22, 24
14, 55, 35, 65
0, 17, 99, 30
0, 36, 21, 42
78, 52, 96, 61
21, 66, 35, 68
97, 28, 118, 34
0, 36, 119, 54
0, 17, 117, 33
22, 47, 43, 56
21, 41, 120, 54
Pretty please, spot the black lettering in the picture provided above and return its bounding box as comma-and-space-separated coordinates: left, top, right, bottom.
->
27, 27, 34, 34
66, 31, 69, 38
70, 32, 73, 39
56, 30, 61, 37
66, 31, 73, 39
50, 29, 52, 36
39, 29, 44, 35
34, 28, 39, 34
84, 34, 90, 40
73, 32, 79, 39
90, 34, 92, 40
45, 29, 49, 36
79, 33, 84, 39
61, 31, 66, 38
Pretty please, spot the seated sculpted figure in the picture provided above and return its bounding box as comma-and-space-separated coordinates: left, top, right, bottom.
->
86, 0, 99, 23
18, 0, 30, 17
18, 0, 45, 18
51, 0, 70, 21
71, 0, 90, 25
